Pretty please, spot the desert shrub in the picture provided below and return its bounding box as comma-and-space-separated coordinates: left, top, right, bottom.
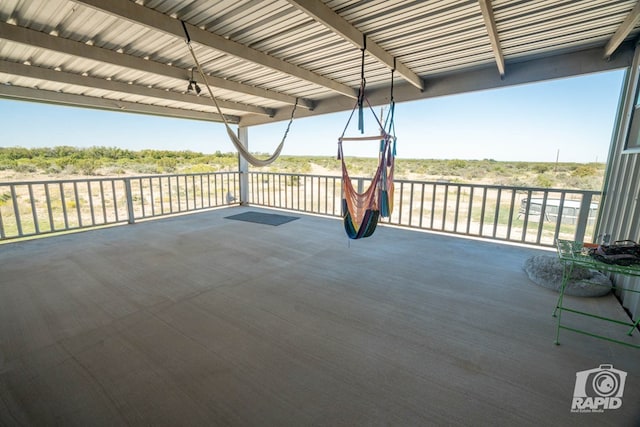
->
535, 174, 554, 188
157, 158, 178, 172
0, 147, 33, 160
571, 164, 597, 177
63, 164, 78, 175
75, 159, 99, 175
14, 160, 37, 173
46, 164, 62, 174
533, 164, 550, 173
0, 161, 17, 171
0, 192, 11, 206
447, 159, 467, 169
133, 164, 160, 174
491, 165, 506, 175
181, 164, 217, 174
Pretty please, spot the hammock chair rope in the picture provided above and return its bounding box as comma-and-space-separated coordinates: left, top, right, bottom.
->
182, 21, 297, 167
338, 46, 396, 240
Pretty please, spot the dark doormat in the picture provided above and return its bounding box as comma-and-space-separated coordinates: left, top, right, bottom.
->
224, 211, 299, 226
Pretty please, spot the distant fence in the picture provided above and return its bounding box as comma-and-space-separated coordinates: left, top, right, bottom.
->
0, 172, 239, 241
248, 172, 601, 247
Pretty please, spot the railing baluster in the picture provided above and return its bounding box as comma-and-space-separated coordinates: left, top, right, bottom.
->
479, 187, 487, 237
408, 182, 414, 226
45, 183, 54, 231
99, 181, 107, 223
419, 183, 425, 228
214, 173, 219, 206
176, 176, 181, 212
291, 175, 300, 209
73, 181, 82, 228
192, 175, 197, 209
28, 184, 39, 235
168, 176, 174, 213
0, 198, 5, 239
199, 175, 204, 209
149, 177, 155, 216
331, 177, 341, 215
430, 184, 436, 229
493, 188, 502, 238
87, 181, 96, 226
233, 172, 238, 204
206, 174, 211, 208
398, 181, 404, 225
466, 186, 474, 234
59, 182, 69, 230
111, 180, 119, 222
521, 190, 532, 243
304, 176, 313, 211
535, 191, 550, 245
10, 185, 23, 237
159, 177, 165, 214
138, 178, 145, 218
453, 185, 460, 233
506, 189, 516, 241
317, 176, 321, 213
441, 184, 448, 231
553, 192, 567, 243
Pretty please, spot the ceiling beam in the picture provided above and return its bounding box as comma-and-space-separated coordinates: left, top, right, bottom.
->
75, 0, 358, 99
285, 0, 424, 91
0, 22, 313, 110
0, 60, 273, 117
604, 0, 640, 59
240, 42, 635, 126
0, 84, 238, 123
478, 0, 505, 78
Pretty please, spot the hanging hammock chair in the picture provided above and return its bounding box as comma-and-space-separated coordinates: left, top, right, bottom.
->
182, 21, 297, 167
338, 45, 397, 240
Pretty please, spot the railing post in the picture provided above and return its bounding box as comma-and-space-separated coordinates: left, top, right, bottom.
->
0, 196, 5, 239
574, 193, 593, 243
10, 185, 23, 237
357, 178, 364, 193
238, 126, 249, 205
124, 178, 135, 224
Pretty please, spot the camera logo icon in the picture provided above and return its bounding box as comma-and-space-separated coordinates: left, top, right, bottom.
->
571, 364, 627, 413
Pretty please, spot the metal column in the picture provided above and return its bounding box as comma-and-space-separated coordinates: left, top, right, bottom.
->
238, 126, 249, 205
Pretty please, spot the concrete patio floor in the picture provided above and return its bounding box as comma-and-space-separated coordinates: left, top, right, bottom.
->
0, 206, 638, 426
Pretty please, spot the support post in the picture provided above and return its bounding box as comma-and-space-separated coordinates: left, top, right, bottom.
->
238, 126, 249, 205
124, 178, 135, 224
574, 193, 593, 243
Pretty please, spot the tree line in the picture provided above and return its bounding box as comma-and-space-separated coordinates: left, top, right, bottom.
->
0, 146, 605, 190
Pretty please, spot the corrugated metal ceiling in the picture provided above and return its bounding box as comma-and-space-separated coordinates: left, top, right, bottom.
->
0, 0, 639, 126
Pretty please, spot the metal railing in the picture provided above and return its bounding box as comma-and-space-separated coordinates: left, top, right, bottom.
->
0, 172, 239, 241
248, 172, 601, 247
1, 170, 600, 247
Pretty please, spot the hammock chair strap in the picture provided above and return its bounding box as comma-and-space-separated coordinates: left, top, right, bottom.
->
182, 22, 296, 167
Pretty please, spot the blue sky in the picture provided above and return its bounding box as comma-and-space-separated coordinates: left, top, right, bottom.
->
0, 69, 626, 163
